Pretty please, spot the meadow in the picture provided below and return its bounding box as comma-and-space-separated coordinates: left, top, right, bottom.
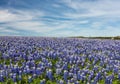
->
0, 37, 120, 84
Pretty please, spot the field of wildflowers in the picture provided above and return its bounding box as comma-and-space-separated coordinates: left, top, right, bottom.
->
0, 37, 120, 84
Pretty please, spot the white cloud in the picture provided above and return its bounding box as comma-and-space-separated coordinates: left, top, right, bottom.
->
0, 9, 44, 22
76, 20, 89, 24
0, 10, 17, 22
0, 27, 19, 33
0, 9, 45, 34
60, 0, 120, 19
1, 18, 89, 33
1, 21, 44, 32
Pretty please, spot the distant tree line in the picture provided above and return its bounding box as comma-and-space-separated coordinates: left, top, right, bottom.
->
70, 36, 120, 40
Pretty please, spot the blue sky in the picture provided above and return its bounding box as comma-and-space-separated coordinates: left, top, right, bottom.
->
0, 0, 120, 37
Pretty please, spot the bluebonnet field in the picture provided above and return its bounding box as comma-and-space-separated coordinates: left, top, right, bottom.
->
0, 36, 120, 84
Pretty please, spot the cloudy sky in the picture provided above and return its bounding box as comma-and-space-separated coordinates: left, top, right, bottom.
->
0, 0, 120, 37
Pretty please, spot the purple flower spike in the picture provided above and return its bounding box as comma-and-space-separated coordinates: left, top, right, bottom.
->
63, 70, 68, 82
0, 74, 4, 82
46, 69, 53, 80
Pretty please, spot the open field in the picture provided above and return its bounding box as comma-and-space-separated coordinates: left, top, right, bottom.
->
0, 37, 120, 84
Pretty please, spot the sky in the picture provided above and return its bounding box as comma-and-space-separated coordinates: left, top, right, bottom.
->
0, 0, 120, 37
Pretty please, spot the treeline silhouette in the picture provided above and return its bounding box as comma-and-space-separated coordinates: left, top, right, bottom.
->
70, 36, 120, 40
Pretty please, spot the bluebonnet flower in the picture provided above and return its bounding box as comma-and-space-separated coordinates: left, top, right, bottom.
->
73, 74, 77, 81
105, 76, 111, 84
12, 74, 17, 82
46, 69, 53, 80
35, 67, 41, 75
113, 68, 119, 74
62, 63, 68, 70
23, 69, 27, 74
47, 62, 52, 68
77, 71, 81, 80
73, 68, 77, 74
0, 74, 4, 82
63, 70, 68, 82
59, 79, 64, 84
32, 66, 36, 74
18, 70, 22, 75
26, 68, 30, 74
18, 75, 22, 81
56, 68, 62, 75
69, 72, 73, 78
